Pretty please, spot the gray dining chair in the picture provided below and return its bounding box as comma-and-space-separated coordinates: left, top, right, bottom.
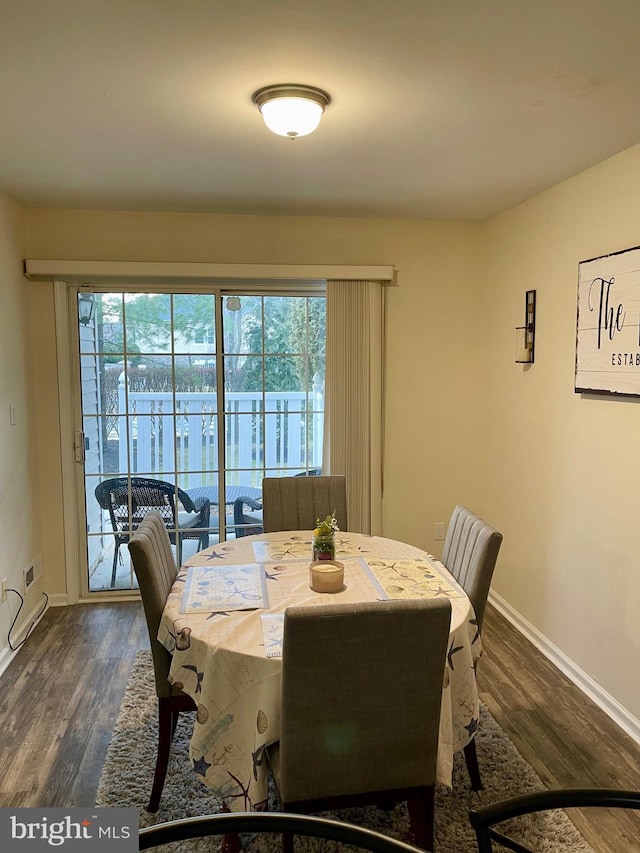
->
440, 503, 503, 791
441, 504, 503, 634
261, 474, 348, 532
127, 511, 197, 813
266, 597, 452, 852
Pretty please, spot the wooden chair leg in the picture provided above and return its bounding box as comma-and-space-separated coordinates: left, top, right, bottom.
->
280, 800, 295, 853
407, 786, 435, 851
464, 738, 483, 791
220, 801, 243, 853
170, 707, 181, 738
282, 830, 294, 853
147, 698, 175, 813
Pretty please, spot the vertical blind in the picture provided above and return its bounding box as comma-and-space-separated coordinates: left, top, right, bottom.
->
324, 280, 384, 534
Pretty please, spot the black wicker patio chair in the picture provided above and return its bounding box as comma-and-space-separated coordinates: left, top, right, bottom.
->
95, 476, 210, 586
233, 494, 264, 538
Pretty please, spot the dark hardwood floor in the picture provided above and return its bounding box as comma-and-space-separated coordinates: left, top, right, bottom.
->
0, 602, 147, 808
0, 601, 639, 851
477, 606, 640, 853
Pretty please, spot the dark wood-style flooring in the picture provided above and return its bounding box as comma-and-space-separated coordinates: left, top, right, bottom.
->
0, 601, 638, 851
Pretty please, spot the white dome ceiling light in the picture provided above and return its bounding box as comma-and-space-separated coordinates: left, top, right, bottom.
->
252, 84, 331, 139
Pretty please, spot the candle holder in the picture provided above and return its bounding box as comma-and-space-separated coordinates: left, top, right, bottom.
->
309, 560, 345, 593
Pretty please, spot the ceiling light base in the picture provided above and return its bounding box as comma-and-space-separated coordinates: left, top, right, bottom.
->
252, 84, 331, 139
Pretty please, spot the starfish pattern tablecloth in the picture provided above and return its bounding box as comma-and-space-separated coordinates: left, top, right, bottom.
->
157, 531, 482, 810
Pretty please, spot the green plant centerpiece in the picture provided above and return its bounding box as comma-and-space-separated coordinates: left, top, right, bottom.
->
312, 512, 339, 561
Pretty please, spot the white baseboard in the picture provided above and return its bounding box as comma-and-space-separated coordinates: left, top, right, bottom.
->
0, 646, 14, 679
0, 595, 51, 679
489, 590, 640, 745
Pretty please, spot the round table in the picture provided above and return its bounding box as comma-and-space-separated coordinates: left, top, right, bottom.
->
158, 530, 482, 810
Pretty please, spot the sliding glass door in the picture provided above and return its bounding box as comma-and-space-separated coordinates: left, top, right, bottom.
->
77, 286, 325, 593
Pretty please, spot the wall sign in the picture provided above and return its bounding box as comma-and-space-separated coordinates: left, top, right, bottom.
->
575, 245, 640, 395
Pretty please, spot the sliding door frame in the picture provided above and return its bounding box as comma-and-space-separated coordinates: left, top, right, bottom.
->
55, 277, 331, 602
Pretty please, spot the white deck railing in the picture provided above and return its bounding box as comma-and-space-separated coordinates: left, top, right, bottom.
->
118, 384, 324, 488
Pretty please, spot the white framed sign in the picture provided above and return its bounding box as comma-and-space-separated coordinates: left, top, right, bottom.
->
575, 245, 640, 395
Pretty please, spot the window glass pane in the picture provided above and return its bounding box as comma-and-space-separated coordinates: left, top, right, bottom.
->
124, 293, 172, 354
173, 293, 216, 355
264, 296, 304, 353
264, 355, 308, 393
223, 295, 262, 354
225, 352, 251, 393
95, 293, 125, 355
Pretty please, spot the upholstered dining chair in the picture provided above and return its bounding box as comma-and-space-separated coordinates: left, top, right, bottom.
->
441, 504, 503, 635
261, 474, 348, 533
266, 598, 452, 852
95, 476, 210, 586
440, 503, 503, 792
233, 469, 325, 538
127, 511, 197, 813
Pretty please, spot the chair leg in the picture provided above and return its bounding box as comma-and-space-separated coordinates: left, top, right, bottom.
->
170, 707, 181, 738
220, 801, 243, 853
279, 800, 296, 853
282, 830, 294, 853
147, 698, 175, 813
407, 786, 435, 851
110, 545, 119, 587
464, 738, 483, 791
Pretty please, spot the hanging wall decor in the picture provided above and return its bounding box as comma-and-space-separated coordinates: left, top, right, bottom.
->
575, 244, 640, 396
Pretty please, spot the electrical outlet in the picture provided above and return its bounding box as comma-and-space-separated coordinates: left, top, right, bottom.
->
0, 578, 7, 603
434, 522, 446, 541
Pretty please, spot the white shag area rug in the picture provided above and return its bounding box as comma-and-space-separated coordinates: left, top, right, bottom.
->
96, 652, 594, 852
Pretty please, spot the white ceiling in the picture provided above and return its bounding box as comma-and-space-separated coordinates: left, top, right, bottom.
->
2, 0, 640, 222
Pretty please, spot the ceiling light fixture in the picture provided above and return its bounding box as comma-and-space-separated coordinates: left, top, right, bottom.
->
252, 84, 331, 139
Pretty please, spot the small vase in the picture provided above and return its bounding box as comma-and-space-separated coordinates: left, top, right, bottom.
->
312, 532, 336, 561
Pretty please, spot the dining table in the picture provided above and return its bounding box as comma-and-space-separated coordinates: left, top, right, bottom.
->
157, 530, 483, 812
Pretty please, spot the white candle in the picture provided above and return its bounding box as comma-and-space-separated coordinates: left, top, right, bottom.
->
309, 561, 345, 593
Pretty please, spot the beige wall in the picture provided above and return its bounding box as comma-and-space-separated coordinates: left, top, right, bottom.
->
13, 142, 640, 726
0, 192, 43, 658
481, 143, 640, 720
24, 211, 484, 598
